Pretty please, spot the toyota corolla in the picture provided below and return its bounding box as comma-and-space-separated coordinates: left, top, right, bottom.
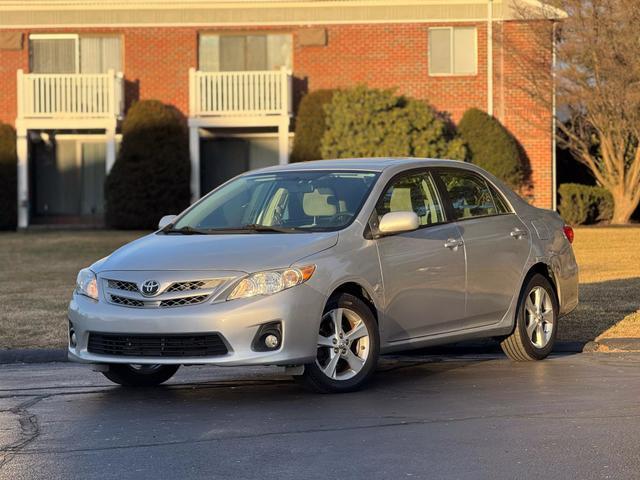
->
68, 158, 578, 393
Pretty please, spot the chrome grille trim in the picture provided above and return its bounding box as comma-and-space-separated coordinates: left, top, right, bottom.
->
103, 276, 230, 308
159, 295, 209, 308
166, 280, 223, 292
109, 294, 145, 308
107, 279, 139, 293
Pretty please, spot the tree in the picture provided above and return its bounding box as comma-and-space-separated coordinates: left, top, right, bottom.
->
320, 86, 466, 161
105, 100, 191, 229
0, 123, 17, 230
458, 108, 524, 189
514, 0, 640, 223
290, 89, 336, 162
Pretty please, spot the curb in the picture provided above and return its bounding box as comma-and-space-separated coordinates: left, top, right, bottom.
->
583, 338, 640, 353
0, 349, 67, 364
0, 341, 598, 366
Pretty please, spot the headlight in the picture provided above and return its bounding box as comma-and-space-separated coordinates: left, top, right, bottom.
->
227, 265, 316, 300
76, 268, 99, 300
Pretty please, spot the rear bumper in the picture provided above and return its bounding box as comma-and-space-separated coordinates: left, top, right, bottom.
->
68, 283, 326, 366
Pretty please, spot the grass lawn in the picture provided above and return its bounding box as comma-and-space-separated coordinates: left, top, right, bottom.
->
0, 227, 638, 349
0, 230, 145, 349
560, 227, 640, 342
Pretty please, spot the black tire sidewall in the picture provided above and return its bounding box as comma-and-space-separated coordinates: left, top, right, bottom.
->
103, 364, 180, 387
516, 274, 559, 360
302, 293, 380, 393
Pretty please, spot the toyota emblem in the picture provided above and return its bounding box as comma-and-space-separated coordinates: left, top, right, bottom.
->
140, 280, 160, 296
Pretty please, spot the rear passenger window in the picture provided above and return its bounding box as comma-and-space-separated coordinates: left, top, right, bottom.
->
376, 171, 445, 226
438, 170, 498, 220
489, 184, 511, 214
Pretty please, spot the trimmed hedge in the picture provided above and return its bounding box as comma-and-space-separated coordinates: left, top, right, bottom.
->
320, 85, 467, 160
105, 100, 191, 229
0, 123, 17, 230
558, 183, 613, 225
458, 108, 524, 188
290, 89, 336, 162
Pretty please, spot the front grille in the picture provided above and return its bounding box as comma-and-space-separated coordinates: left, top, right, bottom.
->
109, 294, 145, 308
167, 281, 207, 292
159, 295, 209, 308
88, 333, 228, 358
107, 279, 139, 293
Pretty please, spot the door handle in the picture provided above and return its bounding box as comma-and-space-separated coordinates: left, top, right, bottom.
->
510, 228, 528, 239
444, 238, 464, 249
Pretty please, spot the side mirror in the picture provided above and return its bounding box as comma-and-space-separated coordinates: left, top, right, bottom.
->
158, 215, 177, 230
378, 211, 419, 236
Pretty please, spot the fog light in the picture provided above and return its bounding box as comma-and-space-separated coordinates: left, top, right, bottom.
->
251, 321, 282, 352
68, 320, 77, 348
264, 334, 279, 349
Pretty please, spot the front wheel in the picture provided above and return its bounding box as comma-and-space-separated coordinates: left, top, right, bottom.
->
102, 364, 180, 387
501, 274, 558, 361
297, 293, 380, 393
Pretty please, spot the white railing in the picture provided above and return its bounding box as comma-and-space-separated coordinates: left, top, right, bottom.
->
17, 69, 124, 120
189, 67, 292, 118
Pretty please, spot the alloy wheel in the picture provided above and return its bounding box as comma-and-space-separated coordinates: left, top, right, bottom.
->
524, 286, 555, 348
316, 307, 370, 381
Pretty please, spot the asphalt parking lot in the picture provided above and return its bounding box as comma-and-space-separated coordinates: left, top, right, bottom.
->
1, 352, 639, 480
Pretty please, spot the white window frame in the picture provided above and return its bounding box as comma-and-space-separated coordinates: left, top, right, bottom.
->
428, 26, 478, 77
29, 33, 80, 73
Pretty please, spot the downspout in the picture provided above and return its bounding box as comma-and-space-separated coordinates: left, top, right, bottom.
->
487, 0, 494, 116
552, 21, 558, 211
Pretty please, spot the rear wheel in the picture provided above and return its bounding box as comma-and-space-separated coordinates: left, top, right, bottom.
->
102, 364, 180, 387
501, 274, 558, 361
297, 293, 379, 393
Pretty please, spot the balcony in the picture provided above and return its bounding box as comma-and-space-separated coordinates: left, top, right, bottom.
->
188, 67, 292, 126
16, 69, 124, 126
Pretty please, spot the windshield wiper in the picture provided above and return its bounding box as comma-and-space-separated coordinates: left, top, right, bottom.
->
237, 223, 301, 233
162, 226, 211, 235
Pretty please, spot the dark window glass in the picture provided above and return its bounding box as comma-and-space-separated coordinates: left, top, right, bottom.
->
376, 171, 445, 226
489, 184, 511, 214
174, 171, 379, 233
439, 170, 498, 219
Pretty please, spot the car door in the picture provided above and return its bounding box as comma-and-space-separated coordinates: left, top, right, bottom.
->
436, 168, 531, 328
374, 169, 467, 342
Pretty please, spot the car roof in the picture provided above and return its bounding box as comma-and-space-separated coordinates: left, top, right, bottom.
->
252, 157, 468, 173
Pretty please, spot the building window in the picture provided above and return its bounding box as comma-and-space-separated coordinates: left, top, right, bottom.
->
29, 34, 122, 74
199, 34, 292, 72
428, 27, 477, 76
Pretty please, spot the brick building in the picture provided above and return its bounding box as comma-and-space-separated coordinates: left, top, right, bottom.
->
0, 0, 562, 227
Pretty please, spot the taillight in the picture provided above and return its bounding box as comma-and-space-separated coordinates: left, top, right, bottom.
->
563, 225, 574, 244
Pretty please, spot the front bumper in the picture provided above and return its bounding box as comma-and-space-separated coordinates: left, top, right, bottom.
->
68, 283, 326, 366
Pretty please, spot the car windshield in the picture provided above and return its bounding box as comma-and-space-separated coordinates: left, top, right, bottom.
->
168, 170, 379, 233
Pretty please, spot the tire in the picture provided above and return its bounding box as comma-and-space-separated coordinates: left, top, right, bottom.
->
297, 293, 380, 393
102, 364, 180, 387
501, 274, 558, 361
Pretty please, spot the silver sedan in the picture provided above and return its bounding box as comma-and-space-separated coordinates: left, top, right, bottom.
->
68, 158, 579, 393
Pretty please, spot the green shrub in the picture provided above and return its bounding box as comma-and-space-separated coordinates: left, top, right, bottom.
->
458, 108, 524, 188
105, 100, 191, 229
0, 123, 17, 230
320, 85, 466, 160
291, 89, 336, 162
558, 183, 614, 225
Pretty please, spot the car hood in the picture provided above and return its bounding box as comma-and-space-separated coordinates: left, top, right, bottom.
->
94, 232, 339, 273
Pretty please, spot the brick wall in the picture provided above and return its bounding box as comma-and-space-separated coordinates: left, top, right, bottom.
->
0, 21, 553, 208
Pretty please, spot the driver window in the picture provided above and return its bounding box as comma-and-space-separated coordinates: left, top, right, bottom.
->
376, 171, 445, 226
